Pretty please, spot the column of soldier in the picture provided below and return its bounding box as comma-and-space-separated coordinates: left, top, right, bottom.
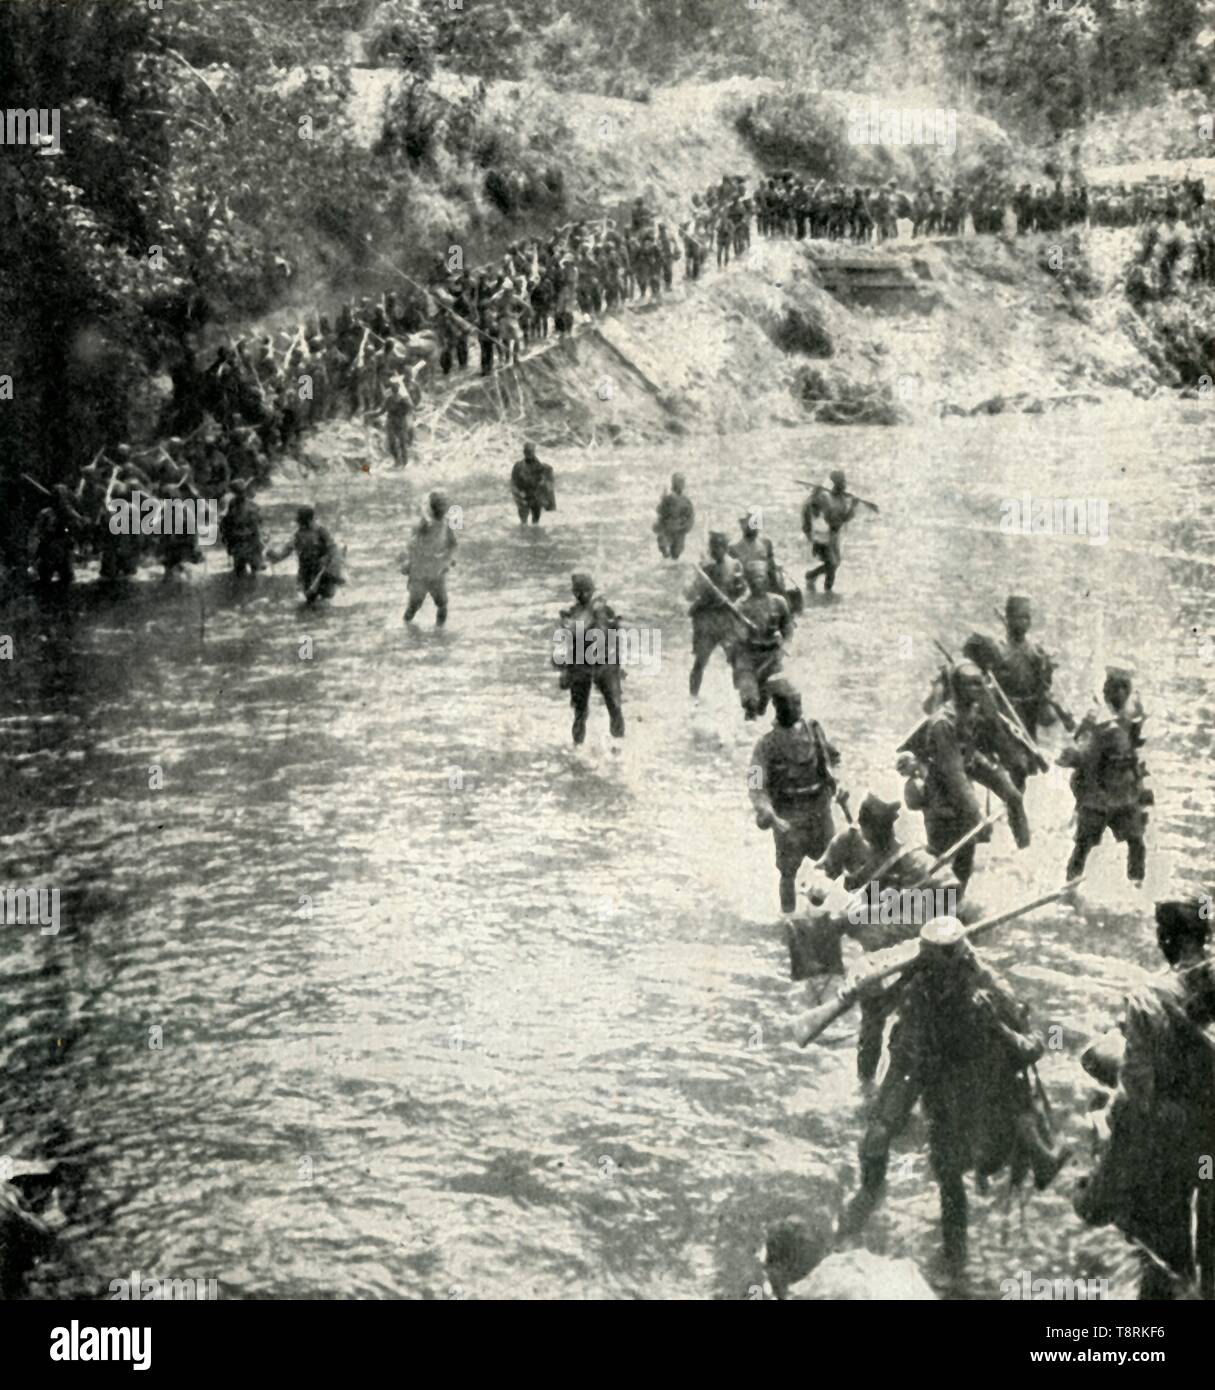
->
748, 169, 1207, 241
23, 164, 1213, 592
578, 472, 1208, 1299
18, 174, 756, 593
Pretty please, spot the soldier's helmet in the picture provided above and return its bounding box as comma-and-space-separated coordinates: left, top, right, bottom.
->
1005, 594, 1032, 621
571, 571, 595, 598
296, 506, 315, 527
707, 530, 729, 553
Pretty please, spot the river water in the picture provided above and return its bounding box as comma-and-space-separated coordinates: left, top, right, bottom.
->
1, 400, 1212, 1299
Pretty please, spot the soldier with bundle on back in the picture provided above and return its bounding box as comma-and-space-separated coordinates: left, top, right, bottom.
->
838, 917, 1069, 1274
901, 661, 1031, 889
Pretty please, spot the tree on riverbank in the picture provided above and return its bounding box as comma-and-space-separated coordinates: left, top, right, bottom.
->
0, 0, 172, 565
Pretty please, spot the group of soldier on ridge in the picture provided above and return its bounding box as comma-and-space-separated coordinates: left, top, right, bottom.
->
749, 168, 1207, 243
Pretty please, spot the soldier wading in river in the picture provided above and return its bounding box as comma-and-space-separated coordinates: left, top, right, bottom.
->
684, 530, 744, 698
268, 505, 345, 606
838, 917, 1069, 1274
402, 491, 458, 627
731, 560, 794, 721
653, 473, 694, 559
510, 443, 556, 526
1059, 660, 1150, 886
552, 571, 626, 747
747, 680, 841, 914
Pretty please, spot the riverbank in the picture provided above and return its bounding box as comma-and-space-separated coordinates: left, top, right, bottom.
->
305, 226, 1189, 477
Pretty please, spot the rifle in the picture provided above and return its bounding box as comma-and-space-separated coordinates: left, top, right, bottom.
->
796, 480, 880, 513
306, 556, 334, 600
810, 811, 1001, 928
793, 880, 1080, 1047
693, 563, 757, 633
912, 809, 1005, 887
983, 666, 1052, 773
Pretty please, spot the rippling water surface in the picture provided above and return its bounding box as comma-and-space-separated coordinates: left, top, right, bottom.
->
2, 402, 1212, 1298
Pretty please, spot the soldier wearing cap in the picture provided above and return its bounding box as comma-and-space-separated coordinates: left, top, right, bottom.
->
797, 785, 961, 1081
731, 561, 794, 720
1076, 896, 1215, 1298
747, 680, 840, 913
839, 917, 1067, 1271
366, 370, 418, 468
685, 530, 745, 697
995, 595, 1059, 740
803, 470, 858, 594
1059, 661, 1149, 884
552, 572, 625, 745
510, 443, 556, 526
901, 660, 1031, 889
401, 491, 457, 626
950, 630, 1045, 795
728, 510, 781, 594
268, 505, 345, 605
652, 473, 695, 560
218, 479, 265, 579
